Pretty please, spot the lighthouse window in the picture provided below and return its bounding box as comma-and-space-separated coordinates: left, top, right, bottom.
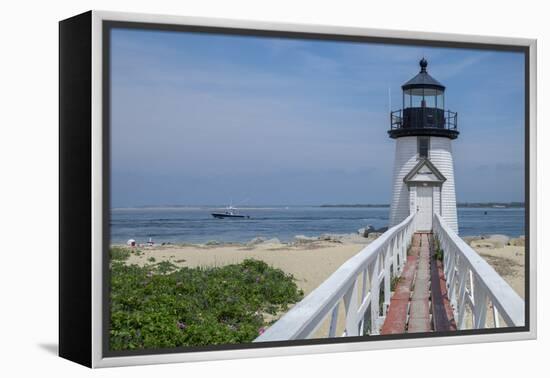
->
424, 95, 436, 108
418, 137, 429, 158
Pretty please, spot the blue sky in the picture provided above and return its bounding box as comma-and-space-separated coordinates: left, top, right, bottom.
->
110, 28, 525, 207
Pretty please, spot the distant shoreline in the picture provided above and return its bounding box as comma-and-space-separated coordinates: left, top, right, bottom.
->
112, 202, 525, 210
320, 202, 525, 209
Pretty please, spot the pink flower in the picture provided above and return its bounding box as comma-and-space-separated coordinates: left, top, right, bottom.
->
177, 321, 187, 330
258, 327, 266, 335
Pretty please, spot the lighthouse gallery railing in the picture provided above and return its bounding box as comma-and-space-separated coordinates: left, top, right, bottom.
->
433, 213, 524, 328
255, 213, 416, 342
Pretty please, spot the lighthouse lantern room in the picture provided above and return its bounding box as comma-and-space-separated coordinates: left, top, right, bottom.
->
388, 59, 459, 234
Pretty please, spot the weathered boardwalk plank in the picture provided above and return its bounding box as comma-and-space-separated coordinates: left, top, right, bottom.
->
382, 232, 456, 335
380, 234, 421, 335
408, 233, 432, 333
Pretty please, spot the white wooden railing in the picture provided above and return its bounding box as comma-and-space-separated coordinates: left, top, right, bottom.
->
433, 213, 525, 329
255, 213, 416, 342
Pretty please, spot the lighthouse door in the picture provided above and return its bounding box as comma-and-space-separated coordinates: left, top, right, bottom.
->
416, 186, 433, 231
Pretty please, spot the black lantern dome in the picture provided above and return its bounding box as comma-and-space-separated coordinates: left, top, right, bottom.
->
389, 59, 458, 139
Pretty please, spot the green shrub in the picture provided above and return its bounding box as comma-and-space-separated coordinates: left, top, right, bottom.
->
434, 247, 444, 261
109, 259, 303, 351
110, 247, 131, 261
433, 238, 444, 261
156, 261, 177, 274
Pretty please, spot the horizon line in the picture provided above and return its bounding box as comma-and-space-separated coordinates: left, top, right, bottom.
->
111, 201, 525, 210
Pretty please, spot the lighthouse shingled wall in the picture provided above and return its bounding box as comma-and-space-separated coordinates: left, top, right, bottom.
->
389, 136, 458, 234
430, 137, 458, 233
389, 137, 418, 227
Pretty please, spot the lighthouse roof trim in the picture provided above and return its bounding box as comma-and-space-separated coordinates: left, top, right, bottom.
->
402, 58, 445, 91
403, 158, 447, 184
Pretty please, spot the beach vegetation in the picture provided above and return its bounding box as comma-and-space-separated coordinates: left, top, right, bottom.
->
155, 261, 178, 274
433, 238, 444, 261
110, 246, 131, 261
390, 275, 401, 292
434, 248, 444, 261
109, 258, 303, 351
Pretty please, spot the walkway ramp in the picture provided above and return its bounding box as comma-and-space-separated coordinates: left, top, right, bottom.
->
255, 213, 524, 343
381, 232, 456, 334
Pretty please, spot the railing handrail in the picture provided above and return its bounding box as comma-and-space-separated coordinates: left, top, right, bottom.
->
433, 213, 524, 326
255, 213, 416, 342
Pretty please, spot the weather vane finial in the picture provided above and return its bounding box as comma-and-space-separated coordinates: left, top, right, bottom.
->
419, 57, 428, 72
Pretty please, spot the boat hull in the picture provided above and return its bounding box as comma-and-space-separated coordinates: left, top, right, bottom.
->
211, 213, 250, 219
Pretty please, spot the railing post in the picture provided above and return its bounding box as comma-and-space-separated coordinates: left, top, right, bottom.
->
469, 270, 475, 304
328, 304, 340, 337
447, 248, 458, 308
473, 277, 488, 329
492, 305, 501, 328
406, 226, 410, 256
399, 233, 407, 264
383, 244, 391, 316
456, 262, 468, 329
369, 258, 380, 335
394, 235, 400, 269
361, 268, 368, 304
343, 281, 359, 336
444, 240, 452, 279
391, 237, 399, 275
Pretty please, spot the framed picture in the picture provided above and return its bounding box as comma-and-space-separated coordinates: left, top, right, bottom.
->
59, 10, 537, 368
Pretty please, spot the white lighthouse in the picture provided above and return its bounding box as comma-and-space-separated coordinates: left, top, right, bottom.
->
388, 58, 459, 234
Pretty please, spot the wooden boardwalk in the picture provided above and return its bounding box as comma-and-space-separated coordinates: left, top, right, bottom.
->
256, 213, 524, 343
381, 232, 456, 334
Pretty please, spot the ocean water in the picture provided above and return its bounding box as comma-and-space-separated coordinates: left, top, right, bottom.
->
110, 206, 525, 245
